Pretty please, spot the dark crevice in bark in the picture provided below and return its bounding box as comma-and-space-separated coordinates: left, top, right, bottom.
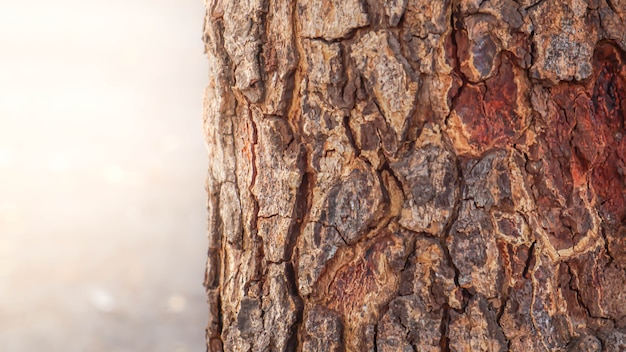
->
339, 43, 357, 111
284, 7, 309, 349
449, 8, 466, 78
374, 172, 393, 226
286, 148, 311, 263
258, 0, 270, 105
444, 10, 468, 128
285, 151, 311, 351
439, 155, 463, 291
211, 292, 224, 352
394, 311, 413, 344
439, 304, 451, 352
285, 261, 304, 352
367, 94, 388, 134
372, 323, 378, 352
380, 158, 406, 199
321, 221, 350, 246
245, 110, 263, 270
342, 115, 360, 158
601, 227, 615, 265
524, 0, 545, 13
606, 0, 621, 17
522, 240, 537, 279
306, 34, 357, 44
566, 262, 595, 321
496, 284, 509, 326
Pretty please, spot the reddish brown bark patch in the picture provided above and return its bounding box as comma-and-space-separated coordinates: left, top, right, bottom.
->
589, 43, 626, 225
525, 43, 626, 256
534, 85, 598, 251
543, 43, 626, 223
447, 54, 530, 156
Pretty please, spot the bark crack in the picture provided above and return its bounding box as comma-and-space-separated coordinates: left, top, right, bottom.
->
439, 303, 451, 352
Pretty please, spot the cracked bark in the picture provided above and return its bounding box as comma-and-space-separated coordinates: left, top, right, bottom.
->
203, 0, 626, 351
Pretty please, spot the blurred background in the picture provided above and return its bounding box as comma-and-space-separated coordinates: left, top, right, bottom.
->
0, 1, 208, 351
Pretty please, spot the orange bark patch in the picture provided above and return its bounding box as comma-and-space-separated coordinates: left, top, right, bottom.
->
529, 42, 626, 254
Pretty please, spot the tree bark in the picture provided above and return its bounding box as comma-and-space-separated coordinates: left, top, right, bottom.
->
203, 0, 626, 351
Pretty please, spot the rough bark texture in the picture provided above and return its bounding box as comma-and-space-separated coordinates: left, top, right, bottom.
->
203, 0, 626, 351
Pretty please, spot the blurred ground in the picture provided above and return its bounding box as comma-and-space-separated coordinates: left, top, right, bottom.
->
0, 1, 208, 351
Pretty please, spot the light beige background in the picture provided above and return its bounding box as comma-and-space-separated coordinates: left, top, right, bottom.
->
0, 1, 208, 351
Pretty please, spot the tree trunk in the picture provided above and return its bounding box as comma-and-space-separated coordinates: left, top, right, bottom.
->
202, 0, 626, 351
